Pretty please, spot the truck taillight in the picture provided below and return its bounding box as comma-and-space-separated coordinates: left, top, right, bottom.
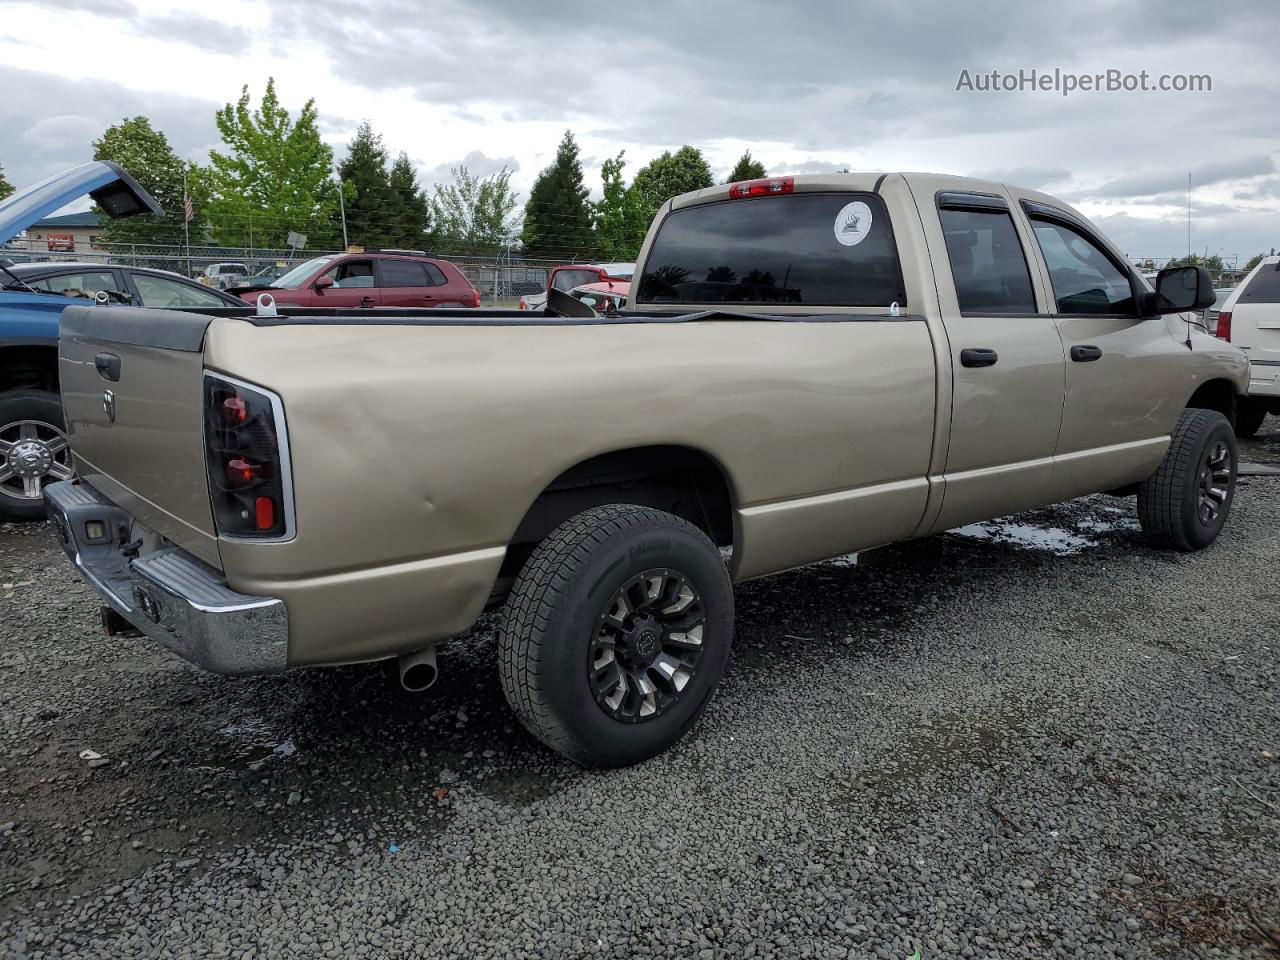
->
727, 176, 794, 199
1216, 310, 1232, 341
469, 288, 481, 307
203, 374, 291, 539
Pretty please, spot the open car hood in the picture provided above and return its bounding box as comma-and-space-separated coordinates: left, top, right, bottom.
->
0, 161, 163, 246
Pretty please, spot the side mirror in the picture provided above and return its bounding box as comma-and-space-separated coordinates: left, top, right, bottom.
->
313, 275, 334, 291
1148, 265, 1214, 314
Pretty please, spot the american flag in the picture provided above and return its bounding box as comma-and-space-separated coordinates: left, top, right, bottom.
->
183, 193, 194, 222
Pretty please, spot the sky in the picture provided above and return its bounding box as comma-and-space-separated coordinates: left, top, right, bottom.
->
1, 0, 1277, 264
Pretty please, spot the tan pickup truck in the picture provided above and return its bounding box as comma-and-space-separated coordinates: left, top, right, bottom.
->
46, 172, 1247, 765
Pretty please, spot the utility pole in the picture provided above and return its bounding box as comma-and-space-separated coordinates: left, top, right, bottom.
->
1186, 172, 1191, 261
336, 177, 348, 251
183, 168, 191, 278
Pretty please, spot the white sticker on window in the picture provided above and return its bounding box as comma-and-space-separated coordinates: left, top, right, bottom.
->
834, 201, 873, 247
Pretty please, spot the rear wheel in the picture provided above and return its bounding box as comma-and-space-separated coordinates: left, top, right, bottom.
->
1235, 398, 1269, 439
498, 504, 734, 766
1137, 409, 1236, 551
0, 390, 73, 521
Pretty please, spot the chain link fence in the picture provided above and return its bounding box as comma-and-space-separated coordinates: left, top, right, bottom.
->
0, 239, 589, 306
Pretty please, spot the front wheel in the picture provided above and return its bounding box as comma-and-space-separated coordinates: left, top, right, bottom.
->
1137, 408, 1237, 551
0, 390, 74, 521
498, 504, 734, 766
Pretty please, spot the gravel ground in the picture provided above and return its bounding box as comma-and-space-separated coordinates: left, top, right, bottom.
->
2, 423, 1279, 959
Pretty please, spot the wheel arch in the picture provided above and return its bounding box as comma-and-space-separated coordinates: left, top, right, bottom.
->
1185, 378, 1237, 422
0, 341, 59, 394
492, 444, 739, 603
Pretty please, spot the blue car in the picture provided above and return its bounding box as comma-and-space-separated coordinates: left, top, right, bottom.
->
0, 162, 163, 519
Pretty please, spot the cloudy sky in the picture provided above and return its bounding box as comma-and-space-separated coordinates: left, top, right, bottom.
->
1, 0, 1277, 263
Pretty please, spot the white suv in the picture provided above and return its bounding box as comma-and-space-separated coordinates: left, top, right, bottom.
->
1217, 256, 1280, 437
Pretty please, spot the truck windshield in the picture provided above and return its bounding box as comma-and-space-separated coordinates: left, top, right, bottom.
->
637, 193, 903, 307
271, 256, 336, 289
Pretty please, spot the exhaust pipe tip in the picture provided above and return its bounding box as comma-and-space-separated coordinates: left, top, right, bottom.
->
398, 646, 438, 692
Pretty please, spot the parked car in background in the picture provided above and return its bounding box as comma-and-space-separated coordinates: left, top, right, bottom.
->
47, 172, 1245, 767
519, 262, 635, 311
6, 262, 244, 309
0, 161, 165, 518
1215, 256, 1280, 436
199, 262, 250, 289
240, 252, 480, 308
226, 261, 293, 295
569, 279, 630, 314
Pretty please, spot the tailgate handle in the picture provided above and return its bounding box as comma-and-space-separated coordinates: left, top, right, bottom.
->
94, 353, 122, 382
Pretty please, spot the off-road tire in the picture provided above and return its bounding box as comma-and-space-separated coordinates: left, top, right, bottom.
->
0, 390, 68, 521
1234, 398, 1268, 439
498, 504, 733, 767
1137, 408, 1236, 551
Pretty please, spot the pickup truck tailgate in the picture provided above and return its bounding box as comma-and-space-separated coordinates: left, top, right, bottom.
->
58, 304, 220, 567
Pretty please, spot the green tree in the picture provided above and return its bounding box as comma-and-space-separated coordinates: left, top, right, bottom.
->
205, 78, 339, 248
521, 130, 594, 260
1245, 253, 1265, 272
593, 151, 649, 262
1166, 254, 1225, 273
337, 120, 394, 249
90, 116, 202, 246
0, 160, 13, 202
431, 164, 520, 256
628, 146, 714, 222
386, 151, 431, 249
725, 150, 766, 183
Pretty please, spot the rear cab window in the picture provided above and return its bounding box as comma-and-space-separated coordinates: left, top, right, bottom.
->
636, 193, 904, 307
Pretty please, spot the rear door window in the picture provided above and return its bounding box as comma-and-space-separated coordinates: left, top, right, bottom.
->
938, 208, 1036, 314
380, 259, 428, 287
1238, 264, 1280, 303
637, 193, 903, 306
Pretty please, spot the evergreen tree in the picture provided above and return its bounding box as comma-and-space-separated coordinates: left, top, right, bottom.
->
520, 130, 594, 260
387, 152, 431, 249
593, 151, 649, 262
338, 121, 394, 249
205, 78, 338, 248
628, 146, 714, 223
0, 160, 13, 202
91, 117, 203, 246
725, 150, 766, 183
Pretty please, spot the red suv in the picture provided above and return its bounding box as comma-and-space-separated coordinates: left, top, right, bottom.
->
240, 252, 480, 308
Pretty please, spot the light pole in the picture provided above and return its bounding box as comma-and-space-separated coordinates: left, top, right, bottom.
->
336, 177, 348, 251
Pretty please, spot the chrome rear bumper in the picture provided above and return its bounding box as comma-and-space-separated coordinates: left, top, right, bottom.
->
45, 480, 288, 675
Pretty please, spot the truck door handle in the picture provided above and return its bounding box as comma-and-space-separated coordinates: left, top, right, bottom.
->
1070, 345, 1103, 362
960, 348, 998, 368
94, 353, 121, 382
359, 296, 376, 307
